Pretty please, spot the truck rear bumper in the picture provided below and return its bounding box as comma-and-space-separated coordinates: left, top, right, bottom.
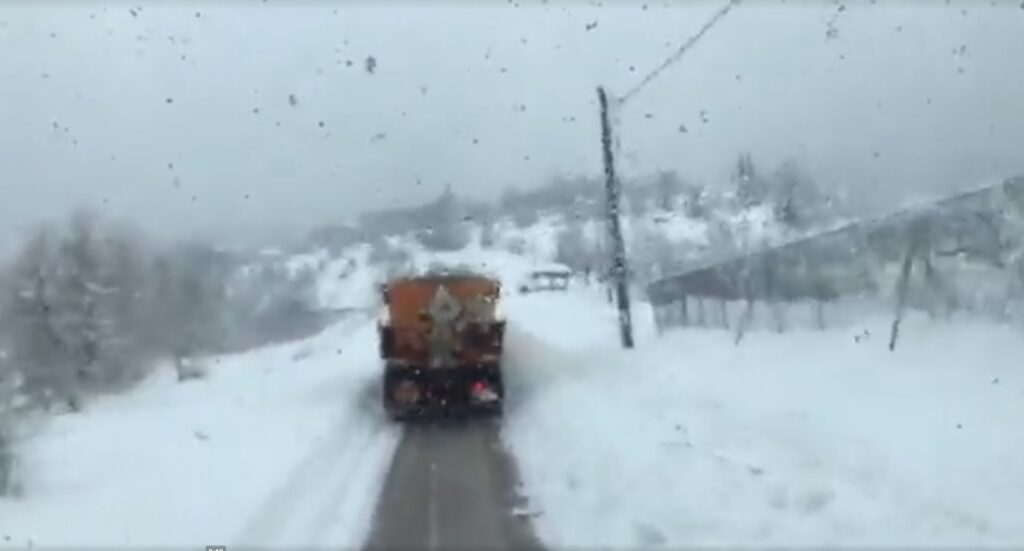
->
383, 362, 503, 420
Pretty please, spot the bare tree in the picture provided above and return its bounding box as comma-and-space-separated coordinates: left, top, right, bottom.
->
769, 158, 834, 231
655, 170, 683, 212
0, 353, 18, 496
1, 224, 75, 411
479, 218, 496, 248
554, 220, 590, 272
418, 186, 470, 251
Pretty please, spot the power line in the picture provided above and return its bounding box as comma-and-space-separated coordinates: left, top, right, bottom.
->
619, 0, 740, 105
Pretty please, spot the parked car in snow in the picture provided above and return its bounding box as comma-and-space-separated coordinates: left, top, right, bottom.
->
518, 264, 572, 294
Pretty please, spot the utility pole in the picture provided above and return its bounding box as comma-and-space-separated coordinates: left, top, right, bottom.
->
591, 1, 736, 349
597, 86, 634, 349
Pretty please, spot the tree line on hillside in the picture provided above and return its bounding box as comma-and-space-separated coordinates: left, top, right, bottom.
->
548, 154, 849, 285
329, 153, 849, 290
0, 210, 328, 494
0, 210, 323, 421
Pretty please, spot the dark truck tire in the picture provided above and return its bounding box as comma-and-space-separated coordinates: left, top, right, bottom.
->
383, 363, 421, 421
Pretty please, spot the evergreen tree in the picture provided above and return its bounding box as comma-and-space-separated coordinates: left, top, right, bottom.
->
733, 152, 769, 207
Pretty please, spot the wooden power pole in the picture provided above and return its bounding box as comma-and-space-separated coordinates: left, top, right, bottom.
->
597, 86, 635, 349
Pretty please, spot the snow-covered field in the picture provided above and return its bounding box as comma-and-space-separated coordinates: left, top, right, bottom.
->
0, 314, 400, 549
504, 288, 1024, 547
3, 232, 1023, 549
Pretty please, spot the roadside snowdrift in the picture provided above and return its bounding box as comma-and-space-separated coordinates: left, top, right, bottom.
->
0, 315, 400, 549
503, 291, 1024, 547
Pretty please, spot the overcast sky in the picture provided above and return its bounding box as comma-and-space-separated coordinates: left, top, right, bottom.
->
2, 1, 1023, 255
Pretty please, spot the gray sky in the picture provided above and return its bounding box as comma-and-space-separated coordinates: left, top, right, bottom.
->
2, 1, 1023, 255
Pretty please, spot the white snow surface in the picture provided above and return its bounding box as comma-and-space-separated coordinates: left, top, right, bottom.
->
5, 237, 1024, 549
493, 214, 564, 260
503, 287, 1024, 547
406, 241, 563, 292
0, 314, 400, 549
645, 211, 710, 245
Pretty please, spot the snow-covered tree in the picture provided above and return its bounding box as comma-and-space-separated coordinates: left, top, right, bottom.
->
152, 243, 233, 358
629, 225, 684, 286
683, 182, 709, 220
733, 152, 770, 208
555, 221, 591, 272
706, 219, 740, 261
0, 350, 18, 496
44, 211, 155, 401
418, 186, 470, 251
479, 218, 496, 248
655, 170, 683, 212
0, 224, 79, 410
770, 159, 833, 230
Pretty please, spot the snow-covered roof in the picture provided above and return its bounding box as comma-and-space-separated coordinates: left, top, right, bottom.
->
528, 262, 571, 275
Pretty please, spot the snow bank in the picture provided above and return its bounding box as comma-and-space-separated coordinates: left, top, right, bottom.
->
405, 242, 561, 292
494, 214, 564, 261
0, 315, 400, 549
504, 290, 1024, 547
283, 248, 330, 276
646, 212, 709, 245
316, 244, 381, 312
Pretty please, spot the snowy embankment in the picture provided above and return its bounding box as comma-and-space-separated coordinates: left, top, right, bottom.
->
503, 288, 1024, 547
0, 314, 400, 549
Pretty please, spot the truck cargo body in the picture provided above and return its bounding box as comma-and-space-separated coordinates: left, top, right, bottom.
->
378, 274, 506, 419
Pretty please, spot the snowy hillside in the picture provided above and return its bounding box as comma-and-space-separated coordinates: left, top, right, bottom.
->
504, 294, 1024, 547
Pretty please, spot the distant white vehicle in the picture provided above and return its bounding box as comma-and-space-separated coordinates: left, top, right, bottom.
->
518, 264, 572, 294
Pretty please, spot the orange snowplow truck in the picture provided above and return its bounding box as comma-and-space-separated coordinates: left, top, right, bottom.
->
377, 272, 506, 420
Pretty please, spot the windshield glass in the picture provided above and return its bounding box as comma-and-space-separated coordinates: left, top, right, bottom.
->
2, 2, 1023, 549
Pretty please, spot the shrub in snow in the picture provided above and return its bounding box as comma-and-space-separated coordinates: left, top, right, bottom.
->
479, 221, 496, 248
414, 186, 471, 252
0, 418, 18, 498
683, 184, 709, 219
368, 240, 412, 271
174, 357, 207, 382
416, 224, 470, 252
511, 208, 540, 229
0, 441, 13, 497
0, 367, 14, 497
504, 237, 528, 256
554, 224, 590, 273
768, 158, 837, 232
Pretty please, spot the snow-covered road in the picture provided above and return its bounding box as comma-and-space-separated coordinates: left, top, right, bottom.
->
232, 383, 397, 549
0, 315, 401, 549
364, 420, 542, 551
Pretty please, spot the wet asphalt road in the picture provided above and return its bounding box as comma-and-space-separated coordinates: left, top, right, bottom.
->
364, 417, 544, 551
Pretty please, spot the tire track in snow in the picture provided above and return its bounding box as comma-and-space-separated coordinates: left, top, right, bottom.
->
302, 413, 400, 547
233, 387, 400, 548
